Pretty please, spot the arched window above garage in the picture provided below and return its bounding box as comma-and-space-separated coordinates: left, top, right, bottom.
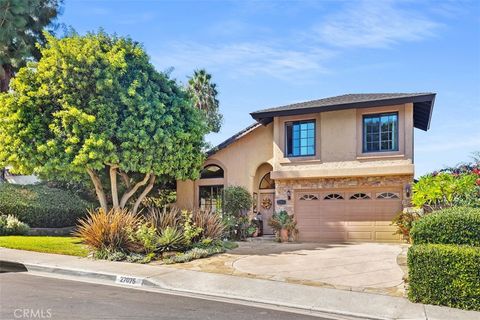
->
200, 165, 224, 179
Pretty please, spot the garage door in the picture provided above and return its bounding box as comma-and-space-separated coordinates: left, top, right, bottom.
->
294, 188, 403, 242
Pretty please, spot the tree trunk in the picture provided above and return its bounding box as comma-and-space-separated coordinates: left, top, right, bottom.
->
119, 170, 131, 189
109, 165, 119, 210
87, 168, 108, 212
119, 173, 151, 209
0, 64, 13, 93
0, 64, 13, 179
132, 175, 156, 214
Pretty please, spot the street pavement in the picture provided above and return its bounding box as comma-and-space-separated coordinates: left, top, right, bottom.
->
0, 272, 329, 320
1, 248, 479, 320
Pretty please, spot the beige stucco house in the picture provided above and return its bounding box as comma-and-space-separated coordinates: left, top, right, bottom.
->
176, 93, 436, 242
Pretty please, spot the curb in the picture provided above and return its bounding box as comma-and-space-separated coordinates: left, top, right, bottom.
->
1, 259, 387, 320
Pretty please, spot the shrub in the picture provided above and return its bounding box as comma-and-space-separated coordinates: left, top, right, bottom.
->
391, 208, 423, 242
268, 210, 297, 241
410, 207, 480, 246
223, 186, 252, 216
407, 244, 480, 310
222, 186, 253, 240
142, 189, 176, 209
191, 210, 225, 241
128, 222, 158, 254
0, 183, 96, 227
0, 215, 30, 235
412, 173, 479, 212
74, 209, 142, 253
181, 210, 202, 245
163, 245, 226, 264
147, 207, 182, 231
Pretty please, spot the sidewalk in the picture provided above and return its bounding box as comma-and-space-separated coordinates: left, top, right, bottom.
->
1, 248, 478, 320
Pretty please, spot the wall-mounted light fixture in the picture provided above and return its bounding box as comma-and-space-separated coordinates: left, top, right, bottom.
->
405, 184, 411, 198
287, 190, 291, 200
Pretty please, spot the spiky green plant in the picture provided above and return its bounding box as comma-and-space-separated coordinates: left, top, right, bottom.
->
157, 226, 185, 252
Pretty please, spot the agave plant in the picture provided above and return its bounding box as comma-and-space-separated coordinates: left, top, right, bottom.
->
74, 208, 142, 253
157, 226, 185, 252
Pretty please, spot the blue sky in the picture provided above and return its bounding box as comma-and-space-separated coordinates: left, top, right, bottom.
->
58, 0, 480, 176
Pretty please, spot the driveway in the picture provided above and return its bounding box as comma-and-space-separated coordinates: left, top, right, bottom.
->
168, 241, 408, 296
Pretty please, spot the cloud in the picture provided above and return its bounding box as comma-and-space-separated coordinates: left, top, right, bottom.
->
153, 0, 448, 80
153, 42, 334, 80
314, 0, 441, 48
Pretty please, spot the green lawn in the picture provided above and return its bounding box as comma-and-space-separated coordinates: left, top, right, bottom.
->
0, 236, 89, 257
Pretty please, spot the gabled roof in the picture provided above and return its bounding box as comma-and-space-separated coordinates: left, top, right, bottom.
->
207, 122, 262, 156
250, 93, 436, 131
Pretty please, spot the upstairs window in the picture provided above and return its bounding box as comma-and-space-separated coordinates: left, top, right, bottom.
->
363, 113, 398, 152
200, 165, 224, 179
286, 120, 315, 157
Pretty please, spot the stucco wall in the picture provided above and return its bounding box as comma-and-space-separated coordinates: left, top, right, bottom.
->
176, 123, 274, 210
176, 103, 416, 209
271, 103, 415, 179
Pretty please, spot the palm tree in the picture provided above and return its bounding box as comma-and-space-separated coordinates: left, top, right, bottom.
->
187, 69, 222, 133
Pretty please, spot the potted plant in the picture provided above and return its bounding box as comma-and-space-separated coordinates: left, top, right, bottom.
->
268, 210, 297, 242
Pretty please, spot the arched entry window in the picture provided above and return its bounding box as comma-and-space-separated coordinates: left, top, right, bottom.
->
259, 172, 275, 189
200, 165, 224, 179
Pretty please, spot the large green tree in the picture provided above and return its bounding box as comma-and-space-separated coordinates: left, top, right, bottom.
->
0, 32, 208, 213
187, 69, 222, 133
0, 0, 62, 92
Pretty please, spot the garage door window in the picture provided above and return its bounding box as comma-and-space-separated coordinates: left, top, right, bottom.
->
299, 194, 319, 200
377, 192, 399, 199
349, 193, 371, 200
324, 193, 344, 200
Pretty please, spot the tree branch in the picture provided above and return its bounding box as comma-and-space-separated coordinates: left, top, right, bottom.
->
109, 165, 119, 209
87, 168, 108, 212
119, 172, 151, 209
119, 170, 131, 189
132, 174, 156, 214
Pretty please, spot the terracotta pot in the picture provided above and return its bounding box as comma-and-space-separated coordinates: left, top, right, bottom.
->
280, 228, 289, 242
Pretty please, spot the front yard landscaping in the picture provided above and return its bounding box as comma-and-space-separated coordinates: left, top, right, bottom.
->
0, 236, 89, 257
400, 156, 480, 311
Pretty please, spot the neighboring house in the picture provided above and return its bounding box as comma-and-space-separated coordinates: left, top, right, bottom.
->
176, 93, 436, 242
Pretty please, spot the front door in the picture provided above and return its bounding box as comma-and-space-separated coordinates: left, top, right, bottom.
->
259, 193, 275, 234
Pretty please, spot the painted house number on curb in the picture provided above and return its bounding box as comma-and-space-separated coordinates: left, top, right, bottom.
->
115, 275, 143, 287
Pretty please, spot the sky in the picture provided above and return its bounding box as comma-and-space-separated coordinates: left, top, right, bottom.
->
57, 0, 480, 177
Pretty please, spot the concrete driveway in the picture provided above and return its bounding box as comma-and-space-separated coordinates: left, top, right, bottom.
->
169, 241, 408, 296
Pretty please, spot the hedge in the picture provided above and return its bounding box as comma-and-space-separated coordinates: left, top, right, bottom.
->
410, 207, 480, 246
0, 184, 96, 228
407, 244, 480, 311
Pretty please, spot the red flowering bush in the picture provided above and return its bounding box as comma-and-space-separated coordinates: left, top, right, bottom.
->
413, 152, 480, 212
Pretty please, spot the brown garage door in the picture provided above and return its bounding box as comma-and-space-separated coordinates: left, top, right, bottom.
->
294, 188, 403, 242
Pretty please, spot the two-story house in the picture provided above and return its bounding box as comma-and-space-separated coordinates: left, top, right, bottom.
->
176, 93, 436, 242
